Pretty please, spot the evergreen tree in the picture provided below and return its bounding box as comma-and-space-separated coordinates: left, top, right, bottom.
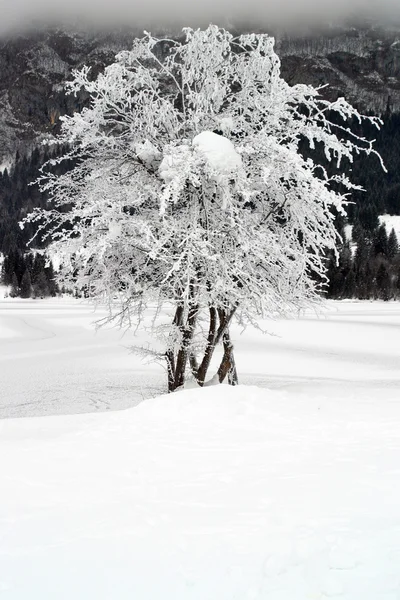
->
343, 268, 356, 298
32, 253, 46, 285
44, 260, 58, 296
376, 263, 391, 301
20, 269, 32, 298
351, 219, 364, 244
386, 184, 400, 215
395, 267, 400, 300
325, 252, 341, 298
32, 271, 50, 298
373, 224, 389, 257
358, 204, 379, 233
9, 272, 19, 298
0, 255, 11, 285
387, 228, 399, 260
356, 261, 374, 300
354, 235, 370, 274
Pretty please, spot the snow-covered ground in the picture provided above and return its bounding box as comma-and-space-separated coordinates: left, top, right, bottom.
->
1, 298, 400, 598
0, 296, 165, 418
379, 213, 400, 238
1, 296, 399, 417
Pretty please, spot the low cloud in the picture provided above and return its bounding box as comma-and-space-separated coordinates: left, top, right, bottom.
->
1, 0, 400, 35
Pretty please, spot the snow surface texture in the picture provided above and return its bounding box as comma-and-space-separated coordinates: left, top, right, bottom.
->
1, 384, 400, 599
0, 297, 165, 418
1, 299, 400, 598
1, 297, 399, 418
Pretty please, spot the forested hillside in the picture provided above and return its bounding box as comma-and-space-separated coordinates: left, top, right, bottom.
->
0, 145, 68, 297
1, 23, 400, 299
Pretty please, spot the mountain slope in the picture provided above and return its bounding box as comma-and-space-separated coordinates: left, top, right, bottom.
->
1, 23, 400, 164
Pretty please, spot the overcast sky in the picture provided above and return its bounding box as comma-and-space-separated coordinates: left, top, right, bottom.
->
1, 0, 400, 35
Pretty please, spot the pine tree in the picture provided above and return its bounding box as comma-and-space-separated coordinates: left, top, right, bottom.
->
354, 235, 370, 273
343, 268, 356, 298
387, 228, 399, 260
364, 263, 374, 299
32, 253, 46, 284
20, 269, 32, 298
44, 259, 58, 296
9, 272, 19, 298
33, 271, 50, 298
0, 255, 11, 285
394, 267, 400, 300
351, 220, 364, 244
359, 204, 379, 233
376, 263, 391, 301
373, 224, 389, 258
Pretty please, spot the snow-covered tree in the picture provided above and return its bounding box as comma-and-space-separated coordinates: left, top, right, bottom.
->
25, 26, 382, 390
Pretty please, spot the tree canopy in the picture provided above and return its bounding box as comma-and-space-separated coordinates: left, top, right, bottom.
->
25, 26, 382, 390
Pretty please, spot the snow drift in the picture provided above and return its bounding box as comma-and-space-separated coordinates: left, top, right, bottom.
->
1, 384, 400, 599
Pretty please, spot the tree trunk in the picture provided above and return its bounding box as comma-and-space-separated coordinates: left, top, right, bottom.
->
189, 353, 199, 379
167, 303, 238, 391
217, 329, 238, 385
172, 303, 199, 391
166, 304, 183, 393
166, 350, 176, 393
197, 306, 217, 386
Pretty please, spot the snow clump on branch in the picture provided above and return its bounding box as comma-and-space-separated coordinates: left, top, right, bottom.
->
192, 131, 243, 180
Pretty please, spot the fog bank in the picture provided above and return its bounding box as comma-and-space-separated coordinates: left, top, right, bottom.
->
1, 0, 400, 36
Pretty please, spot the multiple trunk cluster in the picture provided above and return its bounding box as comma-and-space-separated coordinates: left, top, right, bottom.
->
166, 305, 238, 392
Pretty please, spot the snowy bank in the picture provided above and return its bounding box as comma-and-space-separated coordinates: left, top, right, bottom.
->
1, 384, 400, 599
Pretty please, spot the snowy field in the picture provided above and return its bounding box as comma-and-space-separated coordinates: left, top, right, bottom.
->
0, 296, 165, 418
1, 298, 400, 598
1, 296, 399, 418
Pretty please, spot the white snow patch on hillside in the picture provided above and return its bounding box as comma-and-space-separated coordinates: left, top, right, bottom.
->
344, 223, 353, 241
379, 214, 400, 238
1, 384, 400, 599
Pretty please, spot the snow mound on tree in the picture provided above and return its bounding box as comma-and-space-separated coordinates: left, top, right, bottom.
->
192, 130, 242, 175
1, 383, 400, 598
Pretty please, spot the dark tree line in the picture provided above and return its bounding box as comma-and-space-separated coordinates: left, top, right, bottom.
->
300, 110, 400, 300
1, 112, 400, 301
345, 112, 400, 220
326, 222, 400, 300
1, 250, 58, 298
0, 144, 75, 298
0, 143, 74, 255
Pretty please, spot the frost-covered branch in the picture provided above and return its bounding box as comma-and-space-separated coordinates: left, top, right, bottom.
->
24, 25, 382, 390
